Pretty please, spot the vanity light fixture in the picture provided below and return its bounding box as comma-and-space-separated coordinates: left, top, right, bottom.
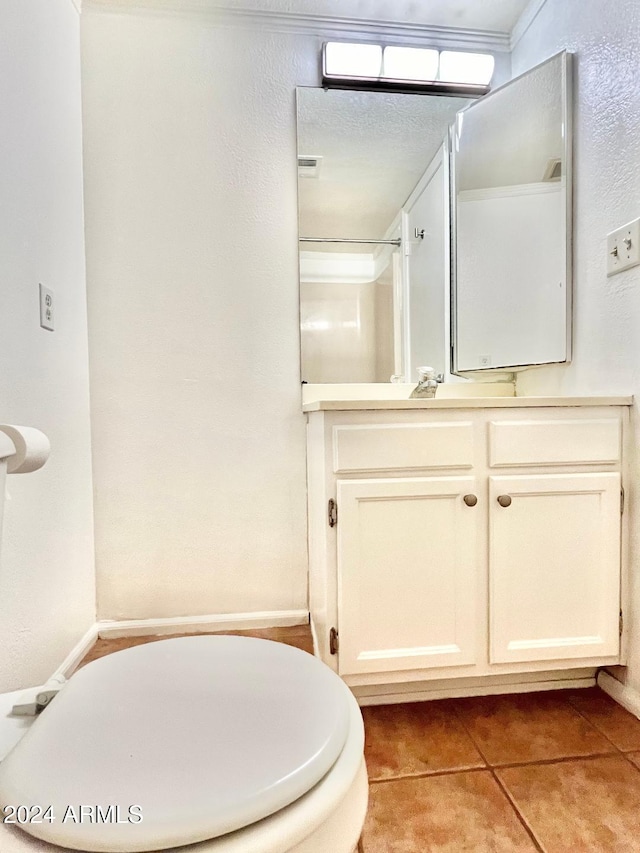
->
322, 42, 495, 97
438, 51, 495, 86
323, 42, 383, 79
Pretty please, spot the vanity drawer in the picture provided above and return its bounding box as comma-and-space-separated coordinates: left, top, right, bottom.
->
489, 419, 621, 467
332, 422, 474, 473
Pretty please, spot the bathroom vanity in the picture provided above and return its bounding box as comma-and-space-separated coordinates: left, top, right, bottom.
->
298, 52, 626, 704
305, 396, 632, 703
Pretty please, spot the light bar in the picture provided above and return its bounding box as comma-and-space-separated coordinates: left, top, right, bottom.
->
324, 42, 382, 79
383, 46, 439, 82
439, 51, 495, 86
322, 42, 495, 97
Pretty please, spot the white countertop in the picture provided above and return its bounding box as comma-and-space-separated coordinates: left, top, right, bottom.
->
303, 396, 633, 412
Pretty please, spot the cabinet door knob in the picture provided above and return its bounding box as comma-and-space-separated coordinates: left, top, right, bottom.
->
463, 494, 478, 507
497, 495, 512, 507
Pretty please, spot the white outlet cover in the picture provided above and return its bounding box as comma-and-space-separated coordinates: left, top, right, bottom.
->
607, 218, 640, 276
39, 283, 54, 331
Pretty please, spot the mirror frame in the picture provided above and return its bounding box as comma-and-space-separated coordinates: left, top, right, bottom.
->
450, 50, 573, 376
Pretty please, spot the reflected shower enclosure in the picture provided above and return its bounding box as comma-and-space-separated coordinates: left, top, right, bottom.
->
296, 87, 465, 384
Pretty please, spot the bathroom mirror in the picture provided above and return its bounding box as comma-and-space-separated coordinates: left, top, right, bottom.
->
452, 51, 572, 373
297, 88, 467, 384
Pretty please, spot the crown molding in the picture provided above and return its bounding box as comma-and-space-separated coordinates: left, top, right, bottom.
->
82, 1, 511, 52
458, 181, 562, 203
510, 0, 549, 50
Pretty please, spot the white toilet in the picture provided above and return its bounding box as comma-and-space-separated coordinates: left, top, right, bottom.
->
0, 429, 368, 853
0, 636, 368, 853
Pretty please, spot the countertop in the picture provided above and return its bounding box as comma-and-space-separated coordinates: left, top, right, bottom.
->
303, 396, 633, 412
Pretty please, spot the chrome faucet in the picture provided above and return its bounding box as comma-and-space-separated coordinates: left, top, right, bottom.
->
410, 366, 442, 398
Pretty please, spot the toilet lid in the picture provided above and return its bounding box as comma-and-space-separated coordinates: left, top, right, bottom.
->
0, 636, 351, 852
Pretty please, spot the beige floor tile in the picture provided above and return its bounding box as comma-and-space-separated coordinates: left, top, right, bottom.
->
498, 755, 640, 852
363, 701, 485, 781
452, 691, 615, 766
362, 771, 537, 852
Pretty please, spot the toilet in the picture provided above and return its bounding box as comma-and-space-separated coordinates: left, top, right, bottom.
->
0, 636, 368, 853
0, 429, 368, 853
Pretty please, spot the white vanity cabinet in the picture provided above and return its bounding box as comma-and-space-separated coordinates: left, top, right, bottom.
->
489, 472, 621, 665
337, 475, 480, 676
305, 398, 630, 698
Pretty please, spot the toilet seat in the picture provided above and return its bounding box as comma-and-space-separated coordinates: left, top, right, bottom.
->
0, 637, 354, 853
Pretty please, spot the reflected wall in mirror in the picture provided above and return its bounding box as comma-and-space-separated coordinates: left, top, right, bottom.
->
452, 52, 572, 373
297, 88, 467, 384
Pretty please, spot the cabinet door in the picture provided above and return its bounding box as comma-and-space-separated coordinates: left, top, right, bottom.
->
489, 473, 621, 664
336, 477, 479, 676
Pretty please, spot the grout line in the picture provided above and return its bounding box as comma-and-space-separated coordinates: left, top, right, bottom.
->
565, 691, 640, 757
447, 699, 492, 765
492, 750, 622, 772
622, 753, 640, 773
369, 765, 487, 785
492, 770, 544, 853
447, 700, 544, 852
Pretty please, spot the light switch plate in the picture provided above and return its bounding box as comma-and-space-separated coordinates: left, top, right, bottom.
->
39, 283, 54, 331
607, 218, 640, 276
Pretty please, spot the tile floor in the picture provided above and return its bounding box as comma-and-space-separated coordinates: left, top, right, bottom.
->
361, 689, 640, 852
81, 630, 640, 852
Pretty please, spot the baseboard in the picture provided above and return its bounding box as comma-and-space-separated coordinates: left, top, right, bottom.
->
598, 670, 640, 720
51, 623, 100, 681
354, 674, 597, 706
96, 610, 310, 639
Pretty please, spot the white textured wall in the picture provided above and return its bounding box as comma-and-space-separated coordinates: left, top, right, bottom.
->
81, 11, 319, 619
512, 1, 640, 686
0, 0, 95, 691
81, 7, 509, 621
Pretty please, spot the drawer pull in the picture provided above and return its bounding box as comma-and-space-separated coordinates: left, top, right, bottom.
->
463, 494, 478, 507
497, 495, 512, 508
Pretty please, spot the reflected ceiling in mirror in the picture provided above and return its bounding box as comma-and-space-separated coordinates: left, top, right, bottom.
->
297, 88, 464, 384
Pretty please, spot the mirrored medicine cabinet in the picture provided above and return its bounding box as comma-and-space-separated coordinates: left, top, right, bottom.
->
296, 50, 573, 384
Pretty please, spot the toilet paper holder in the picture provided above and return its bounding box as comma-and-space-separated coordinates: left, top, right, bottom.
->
0, 424, 50, 473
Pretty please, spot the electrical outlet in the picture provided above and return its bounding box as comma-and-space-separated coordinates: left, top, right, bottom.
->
607, 218, 640, 276
39, 283, 54, 331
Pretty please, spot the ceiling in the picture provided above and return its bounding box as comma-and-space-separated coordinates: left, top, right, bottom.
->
91, 1, 533, 37
215, 0, 533, 35
297, 89, 466, 247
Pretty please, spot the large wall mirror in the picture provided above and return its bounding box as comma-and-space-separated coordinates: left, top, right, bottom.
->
296, 88, 467, 384
452, 51, 572, 373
